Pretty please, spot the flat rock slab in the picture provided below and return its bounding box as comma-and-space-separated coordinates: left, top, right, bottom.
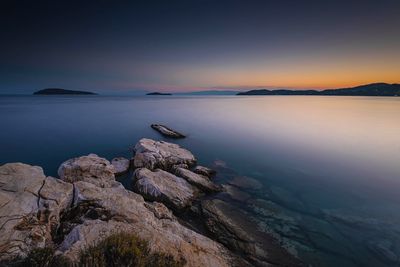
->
193, 165, 216, 177
58, 154, 116, 187
133, 138, 196, 170
228, 176, 262, 190
174, 167, 221, 193
134, 168, 198, 210
151, 124, 186, 138
111, 157, 130, 176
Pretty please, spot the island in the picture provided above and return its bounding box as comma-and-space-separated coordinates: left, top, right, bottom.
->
237, 83, 400, 96
146, 92, 172, 95
33, 88, 97, 95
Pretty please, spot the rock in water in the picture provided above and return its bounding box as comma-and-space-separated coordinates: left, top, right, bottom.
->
0, 163, 73, 261
174, 167, 221, 192
151, 124, 185, 138
193, 165, 216, 177
133, 138, 196, 170
133, 168, 198, 210
58, 154, 117, 187
111, 157, 130, 176
228, 176, 263, 190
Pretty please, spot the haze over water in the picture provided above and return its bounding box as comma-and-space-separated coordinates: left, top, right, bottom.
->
1, 95, 399, 266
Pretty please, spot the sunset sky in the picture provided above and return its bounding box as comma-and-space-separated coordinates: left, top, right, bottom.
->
1, 0, 399, 94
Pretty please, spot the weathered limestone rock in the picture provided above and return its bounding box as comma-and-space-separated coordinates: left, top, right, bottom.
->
151, 124, 186, 138
0, 163, 73, 261
193, 165, 216, 177
111, 157, 130, 176
174, 167, 221, 193
58, 154, 117, 187
133, 168, 198, 210
133, 138, 196, 170
59, 181, 235, 267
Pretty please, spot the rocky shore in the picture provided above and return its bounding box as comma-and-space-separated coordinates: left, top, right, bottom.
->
0, 138, 302, 266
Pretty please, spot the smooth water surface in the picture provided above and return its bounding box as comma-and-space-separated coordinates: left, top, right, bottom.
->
1, 95, 399, 266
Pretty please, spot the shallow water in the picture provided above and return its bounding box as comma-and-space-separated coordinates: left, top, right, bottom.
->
1, 95, 399, 266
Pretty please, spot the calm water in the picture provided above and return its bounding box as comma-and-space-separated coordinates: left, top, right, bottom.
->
1, 95, 400, 266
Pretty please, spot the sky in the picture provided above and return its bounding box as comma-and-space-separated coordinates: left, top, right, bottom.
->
0, 0, 399, 94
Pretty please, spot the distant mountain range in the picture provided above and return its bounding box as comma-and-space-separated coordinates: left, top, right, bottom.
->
33, 88, 97, 95
146, 92, 172, 95
237, 83, 400, 96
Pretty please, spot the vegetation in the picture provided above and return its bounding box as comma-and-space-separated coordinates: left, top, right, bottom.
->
6, 233, 185, 267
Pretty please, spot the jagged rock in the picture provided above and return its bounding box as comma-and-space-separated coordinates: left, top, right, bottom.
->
133, 138, 196, 170
0, 163, 73, 261
174, 167, 221, 193
58, 181, 236, 267
201, 199, 302, 267
193, 165, 216, 177
151, 124, 186, 138
58, 154, 117, 187
111, 157, 130, 176
133, 168, 198, 210
228, 176, 262, 190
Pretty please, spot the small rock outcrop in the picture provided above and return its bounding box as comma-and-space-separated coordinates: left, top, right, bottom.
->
174, 167, 221, 193
58, 154, 117, 187
151, 124, 185, 138
134, 168, 198, 210
133, 138, 196, 170
193, 165, 216, 177
111, 157, 130, 176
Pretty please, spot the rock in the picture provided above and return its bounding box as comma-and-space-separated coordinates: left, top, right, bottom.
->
193, 165, 216, 177
222, 184, 251, 202
174, 167, 221, 193
111, 157, 130, 176
151, 124, 186, 138
133, 138, 196, 170
58, 180, 236, 267
201, 199, 302, 266
133, 168, 198, 210
58, 154, 117, 187
228, 176, 262, 190
0, 163, 73, 261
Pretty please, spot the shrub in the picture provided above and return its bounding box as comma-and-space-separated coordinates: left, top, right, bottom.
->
15, 247, 71, 267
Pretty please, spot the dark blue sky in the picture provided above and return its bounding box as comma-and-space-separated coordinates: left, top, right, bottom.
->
1, 0, 399, 94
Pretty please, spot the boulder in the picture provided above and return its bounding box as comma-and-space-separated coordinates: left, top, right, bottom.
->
133, 138, 196, 170
174, 167, 221, 193
58, 180, 236, 267
58, 154, 117, 187
151, 124, 186, 138
133, 168, 198, 210
193, 165, 216, 177
111, 157, 130, 176
0, 163, 73, 261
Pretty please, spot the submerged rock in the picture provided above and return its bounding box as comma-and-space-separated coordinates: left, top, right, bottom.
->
58, 154, 117, 187
133, 168, 198, 210
222, 184, 251, 202
193, 165, 216, 177
151, 124, 186, 138
133, 138, 196, 170
111, 157, 130, 176
228, 176, 263, 190
174, 167, 221, 193
0, 163, 73, 261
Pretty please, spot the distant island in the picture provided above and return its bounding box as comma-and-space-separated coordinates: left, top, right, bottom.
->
146, 92, 172, 95
237, 83, 400, 96
33, 88, 97, 95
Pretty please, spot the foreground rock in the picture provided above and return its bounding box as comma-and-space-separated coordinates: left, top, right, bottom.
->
0, 163, 73, 261
0, 162, 238, 266
151, 124, 186, 138
174, 167, 221, 193
133, 138, 196, 170
134, 168, 198, 210
58, 154, 117, 187
111, 157, 130, 176
194, 165, 216, 177
201, 199, 303, 266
